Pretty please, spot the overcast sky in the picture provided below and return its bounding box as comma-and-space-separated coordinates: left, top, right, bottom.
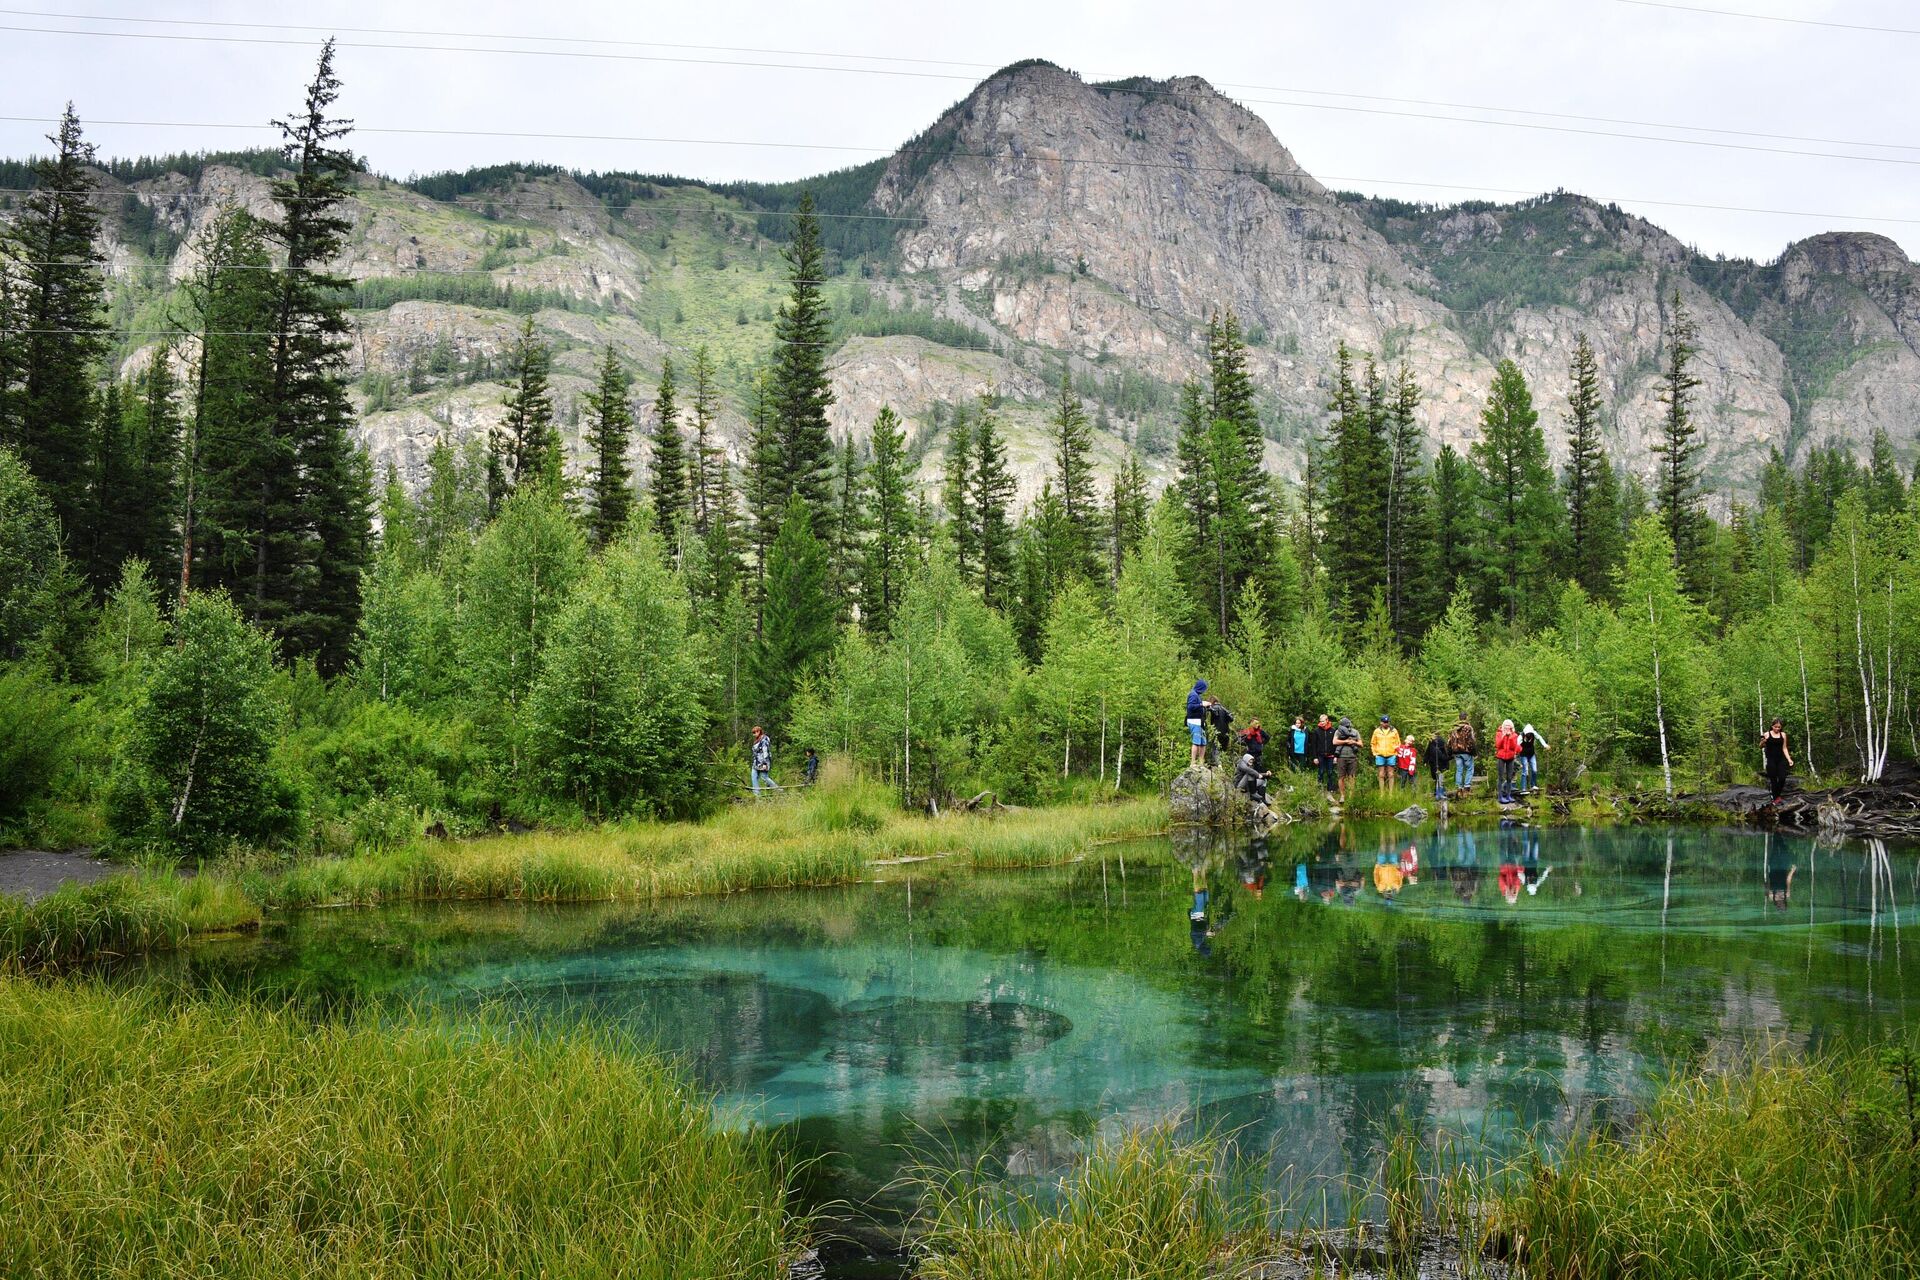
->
1, 0, 1914, 262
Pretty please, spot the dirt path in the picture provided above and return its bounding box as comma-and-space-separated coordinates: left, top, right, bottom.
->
0, 850, 120, 903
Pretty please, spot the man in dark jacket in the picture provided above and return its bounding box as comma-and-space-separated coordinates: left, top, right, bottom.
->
1207, 699, 1235, 769
1307, 715, 1335, 793
1423, 729, 1452, 801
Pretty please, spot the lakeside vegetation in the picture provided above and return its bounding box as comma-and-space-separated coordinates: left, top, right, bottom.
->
0, 782, 1166, 969
0, 979, 800, 1280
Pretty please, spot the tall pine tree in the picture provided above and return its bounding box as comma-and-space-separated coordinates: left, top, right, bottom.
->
1383, 363, 1436, 640
941, 410, 976, 577
1050, 371, 1100, 581
649, 356, 688, 539
752, 494, 834, 729
127, 353, 183, 575
261, 40, 373, 670
829, 433, 866, 622
7, 105, 108, 547
969, 401, 1017, 610
1560, 333, 1620, 598
1431, 443, 1472, 606
1651, 290, 1706, 591
688, 344, 719, 533
768, 192, 834, 528
1470, 359, 1560, 628
1108, 449, 1149, 584
494, 316, 556, 510
1321, 344, 1390, 615
581, 344, 633, 546
860, 405, 913, 635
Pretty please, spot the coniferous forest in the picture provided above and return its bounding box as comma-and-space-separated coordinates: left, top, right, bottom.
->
1, 45, 1917, 860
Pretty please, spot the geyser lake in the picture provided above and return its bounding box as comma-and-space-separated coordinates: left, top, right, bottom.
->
145, 821, 1917, 1273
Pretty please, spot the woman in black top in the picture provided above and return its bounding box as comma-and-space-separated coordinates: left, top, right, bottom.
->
1760, 718, 1794, 803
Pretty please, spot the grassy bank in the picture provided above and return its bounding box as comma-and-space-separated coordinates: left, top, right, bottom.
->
3, 785, 1168, 967
0, 978, 801, 1279
911, 1043, 1920, 1280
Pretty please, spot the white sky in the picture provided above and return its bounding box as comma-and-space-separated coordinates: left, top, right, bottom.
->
1, 0, 1915, 263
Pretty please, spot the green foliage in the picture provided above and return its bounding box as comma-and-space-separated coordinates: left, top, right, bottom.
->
753, 496, 834, 729
0, 446, 67, 661
582, 344, 635, 545
0, 665, 79, 826
349, 272, 587, 314
1471, 359, 1563, 629
108, 592, 301, 858
0, 979, 798, 1277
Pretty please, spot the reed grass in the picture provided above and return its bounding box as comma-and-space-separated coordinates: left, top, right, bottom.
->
1493, 1046, 1920, 1280
910, 1126, 1271, 1280
0, 872, 259, 968
0, 977, 801, 1279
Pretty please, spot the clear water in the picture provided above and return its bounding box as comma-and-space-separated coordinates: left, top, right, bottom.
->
156, 822, 1918, 1269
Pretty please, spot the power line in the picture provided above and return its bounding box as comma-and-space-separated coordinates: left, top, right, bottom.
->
1, 20, 1916, 169
3, 116, 1918, 229
1613, 0, 1920, 36
10, 6, 1917, 154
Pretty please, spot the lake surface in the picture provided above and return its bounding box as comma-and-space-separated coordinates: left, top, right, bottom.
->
152, 821, 1918, 1272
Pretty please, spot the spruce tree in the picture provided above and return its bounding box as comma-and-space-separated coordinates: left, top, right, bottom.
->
941, 410, 976, 577
581, 345, 633, 546
0, 268, 22, 447
128, 353, 183, 574
694, 459, 746, 617
1431, 444, 1472, 606
1470, 359, 1560, 627
1651, 290, 1705, 588
861, 405, 914, 635
496, 316, 556, 506
184, 206, 278, 607
1321, 344, 1391, 615
752, 495, 834, 729
688, 344, 719, 533
768, 192, 835, 524
743, 372, 782, 609
649, 356, 688, 539
969, 401, 1017, 609
261, 40, 373, 671
829, 433, 866, 622
1206, 308, 1268, 537
83, 380, 134, 588
1865, 426, 1907, 515
1561, 333, 1616, 597
7, 105, 108, 544
1108, 450, 1149, 584
1050, 371, 1100, 580
1383, 364, 1436, 640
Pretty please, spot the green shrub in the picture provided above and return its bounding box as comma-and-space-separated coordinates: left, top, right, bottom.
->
0, 665, 78, 827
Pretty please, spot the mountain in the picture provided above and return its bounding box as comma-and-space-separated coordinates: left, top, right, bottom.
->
8, 60, 1917, 503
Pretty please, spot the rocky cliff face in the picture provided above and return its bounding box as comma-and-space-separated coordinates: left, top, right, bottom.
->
30, 60, 1918, 500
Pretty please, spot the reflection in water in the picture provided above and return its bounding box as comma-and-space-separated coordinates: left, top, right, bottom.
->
146, 822, 1918, 1253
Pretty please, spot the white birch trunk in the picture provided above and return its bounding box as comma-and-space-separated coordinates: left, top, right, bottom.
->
1650, 593, 1673, 799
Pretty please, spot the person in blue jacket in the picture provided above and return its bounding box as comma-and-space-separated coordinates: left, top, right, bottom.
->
1185, 680, 1210, 768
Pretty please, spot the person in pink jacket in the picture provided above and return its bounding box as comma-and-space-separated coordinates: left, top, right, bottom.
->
1493, 719, 1521, 804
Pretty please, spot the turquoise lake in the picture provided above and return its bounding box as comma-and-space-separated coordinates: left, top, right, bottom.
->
152, 821, 1920, 1272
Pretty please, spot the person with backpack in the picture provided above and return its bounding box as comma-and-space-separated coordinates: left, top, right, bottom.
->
749, 726, 779, 798
1208, 698, 1236, 769
1371, 716, 1403, 791
1331, 717, 1363, 802
1518, 723, 1549, 794
1185, 680, 1209, 768
1493, 719, 1521, 804
1424, 727, 1453, 801
1308, 714, 1336, 793
1448, 715, 1478, 793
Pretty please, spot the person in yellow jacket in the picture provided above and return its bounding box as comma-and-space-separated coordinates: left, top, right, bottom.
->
1370, 716, 1403, 791
1373, 856, 1405, 898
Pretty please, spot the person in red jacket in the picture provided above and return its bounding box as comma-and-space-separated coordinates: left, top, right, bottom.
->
1493, 719, 1522, 804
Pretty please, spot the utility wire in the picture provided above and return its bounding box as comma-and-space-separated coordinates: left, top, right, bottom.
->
1613, 0, 1920, 37
8, 6, 1917, 153
0, 21, 1915, 168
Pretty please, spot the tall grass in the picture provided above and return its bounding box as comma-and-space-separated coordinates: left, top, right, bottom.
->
1494, 1046, 1920, 1280
911, 1126, 1271, 1280
0, 978, 801, 1279
0, 872, 258, 968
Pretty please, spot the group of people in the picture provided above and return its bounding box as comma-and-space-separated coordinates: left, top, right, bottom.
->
746, 725, 818, 797
1186, 682, 1553, 809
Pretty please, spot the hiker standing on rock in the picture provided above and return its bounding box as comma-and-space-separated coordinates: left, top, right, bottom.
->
1185, 681, 1210, 768
1761, 718, 1794, 805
